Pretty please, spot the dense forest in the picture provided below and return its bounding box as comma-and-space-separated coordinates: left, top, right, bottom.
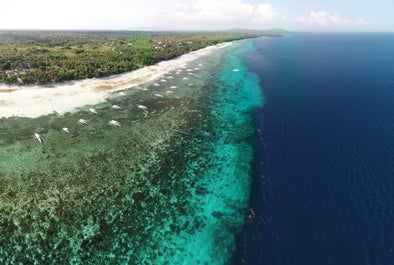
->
0, 30, 282, 85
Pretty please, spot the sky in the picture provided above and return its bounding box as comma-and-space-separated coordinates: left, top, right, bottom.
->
0, 0, 393, 32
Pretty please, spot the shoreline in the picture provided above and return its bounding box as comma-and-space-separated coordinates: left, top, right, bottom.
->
0, 42, 232, 118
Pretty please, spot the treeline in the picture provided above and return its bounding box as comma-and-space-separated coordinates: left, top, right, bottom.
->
150, 31, 272, 61
0, 30, 281, 85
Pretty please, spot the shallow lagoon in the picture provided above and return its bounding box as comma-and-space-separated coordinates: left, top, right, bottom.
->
0, 40, 263, 264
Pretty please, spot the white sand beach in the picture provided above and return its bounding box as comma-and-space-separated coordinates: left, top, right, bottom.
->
0, 42, 231, 118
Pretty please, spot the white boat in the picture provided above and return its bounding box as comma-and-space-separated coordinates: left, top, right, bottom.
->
154, 94, 164, 98
62, 127, 71, 134
89, 108, 98, 114
34, 133, 43, 144
111, 105, 122, 110
78, 119, 88, 125
109, 120, 121, 127
137, 105, 148, 110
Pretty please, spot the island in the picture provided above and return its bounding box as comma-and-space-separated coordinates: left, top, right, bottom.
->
0, 30, 284, 85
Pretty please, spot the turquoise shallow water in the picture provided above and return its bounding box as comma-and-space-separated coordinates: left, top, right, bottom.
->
0, 40, 263, 264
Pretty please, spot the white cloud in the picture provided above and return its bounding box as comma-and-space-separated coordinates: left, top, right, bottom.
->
173, 0, 285, 29
254, 4, 286, 24
297, 11, 368, 27
0, 0, 286, 30
297, 11, 348, 26
354, 18, 369, 26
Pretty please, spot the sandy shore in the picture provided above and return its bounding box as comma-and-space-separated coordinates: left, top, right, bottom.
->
0, 42, 231, 118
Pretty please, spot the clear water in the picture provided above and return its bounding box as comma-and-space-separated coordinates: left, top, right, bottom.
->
235, 33, 394, 265
0, 40, 263, 264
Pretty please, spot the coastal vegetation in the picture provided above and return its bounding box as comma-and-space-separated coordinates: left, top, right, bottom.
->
0, 30, 282, 85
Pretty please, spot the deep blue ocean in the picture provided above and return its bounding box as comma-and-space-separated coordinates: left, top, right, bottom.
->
235, 33, 394, 265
